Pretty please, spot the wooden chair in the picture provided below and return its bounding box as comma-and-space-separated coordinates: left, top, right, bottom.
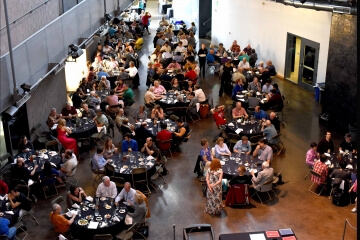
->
251, 178, 276, 204
308, 170, 326, 196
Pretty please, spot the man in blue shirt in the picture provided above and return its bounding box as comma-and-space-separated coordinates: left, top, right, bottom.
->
206, 49, 220, 72
254, 106, 267, 120
122, 133, 139, 152
233, 136, 251, 155
97, 68, 109, 80
92, 147, 111, 171
0, 217, 16, 240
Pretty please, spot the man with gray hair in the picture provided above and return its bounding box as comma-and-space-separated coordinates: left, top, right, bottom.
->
261, 120, 278, 145
98, 76, 111, 90
49, 203, 76, 234
61, 102, 78, 119
87, 91, 101, 109
250, 161, 274, 191
47, 108, 61, 128
115, 182, 136, 206
96, 176, 117, 198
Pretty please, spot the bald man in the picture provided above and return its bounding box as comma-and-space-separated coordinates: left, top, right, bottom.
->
96, 176, 117, 198
261, 120, 278, 144
115, 182, 136, 206
269, 112, 280, 132
232, 102, 248, 119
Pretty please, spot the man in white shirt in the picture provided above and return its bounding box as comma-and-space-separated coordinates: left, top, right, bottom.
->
115, 182, 136, 206
261, 79, 273, 94
59, 150, 78, 179
194, 85, 206, 102
175, 41, 186, 53
96, 176, 117, 198
238, 58, 250, 70
126, 61, 138, 78
160, 41, 171, 53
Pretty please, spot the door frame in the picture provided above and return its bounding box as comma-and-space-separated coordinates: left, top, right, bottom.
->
284, 33, 320, 92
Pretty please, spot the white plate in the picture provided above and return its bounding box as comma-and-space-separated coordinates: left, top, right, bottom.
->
119, 209, 126, 213
27, 166, 33, 170
324, 153, 331, 157
249, 169, 257, 173
244, 163, 250, 167
100, 197, 107, 201
198, 54, 206, 57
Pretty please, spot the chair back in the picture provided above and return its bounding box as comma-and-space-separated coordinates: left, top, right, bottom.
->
259, 178, 274, 192
93, 234, 113, 240
68, 164, 77, 177
225, 184, 250, 206
51, 196, 66, 210
310, 170, 322, 179
0, 153, 11, 168
17, 184, 30, 198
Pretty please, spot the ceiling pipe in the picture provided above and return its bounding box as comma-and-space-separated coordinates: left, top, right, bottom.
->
271, 0, 357, 15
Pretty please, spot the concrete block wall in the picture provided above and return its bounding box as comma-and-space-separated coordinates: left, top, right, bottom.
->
26, 69, 67, 140
0, 0, 61, 56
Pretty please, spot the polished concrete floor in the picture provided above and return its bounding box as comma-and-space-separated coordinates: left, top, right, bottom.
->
18, 1, 357, 239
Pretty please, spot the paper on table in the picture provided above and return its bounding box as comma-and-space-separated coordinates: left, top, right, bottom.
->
346, 164, 353, 169
120, 168, 126, 173
167, 100, 171, 104
86, 196, 93, 202
0, 196, 4, 200
51, 124, 58, 130
147, 156, 155, 160
260, 100, 264, 104
325, 160, 331, 166
235, 128, 243, 134
113, 216, 120, 222
28, 179, 34, 186
220, 161, 225, 165
66, 210, 78, 217
5, 211, 14, 215
146, 161, 154, 166
249, 129, 253, 134
239, 99, 245, 102
174, 100, 178, 103
88, 221, 99, 229
324, 153, 331, 157
50, 162, 57, 168
165, 119, 169, 122
160, 99, 166, 102
72, 203, 80, 209
145, 119, 152, 122
249, 233, 266, 240
228, 123, 234, 127
100, 222, 108, 228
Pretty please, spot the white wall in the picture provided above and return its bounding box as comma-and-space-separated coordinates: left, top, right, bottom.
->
211, 0, 332, 82
172, 0, 199, 32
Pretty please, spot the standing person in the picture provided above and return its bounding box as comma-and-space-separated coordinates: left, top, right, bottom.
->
219, 61, 232, 96
205, 158, 223, 215
57, 119, 78, 155
197, 44, 208, 78
141, 12, 151, 35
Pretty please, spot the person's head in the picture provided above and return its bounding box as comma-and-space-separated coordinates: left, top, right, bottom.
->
255, 106, 261, 113
265, 79, 271, 86
270, 89, 277, 95
65, 102, 72, 110
124, 133, 132, 142
219, 43, 223, 48
20, 135, 28, 144
262, 161, 269, 169
101, 76, 107, 82
52, 203, 61, 214
265, 120, 271, 127
235, 101, 242, 109
194, 84, 200, 90
178, 41, 183, 46
138, 105, 145, 112
117, 108, 124, 116
43, 161, 52, 176
273, 83, 279, 90
102, 176, 110, 186
210, 158, 222, 171
253, 77, 258, 83
259, 61, 264, 67
104, 138, 113, 149
134, 193, 144, 205
70, 185, 80, 196
123, 118, 129, 125
97, 146, 104, 155
160, 121, 167, 130
58, 118, 66, 127
109, 89, 115, 95
50, 108, 57, 115
145, 137, 153, 146
16, 158, 25, 167
129, 61, 135, 68
141, 122, 148, 129
215, 105, 222, 112
242, 58, 247, 63
266, 60, 272, 66
325, 131, 331, 141
172, 78, 178, 85
201, 43, 206, 49
251, 49, 256, 54
82, 103, 89, 111
258, 138, 268, 148
232, 40, 237, 45
209, 49, 214, 55
216, 137, 224, 145
319, 154, 327, 163
64, 149, 73, 159
148, 62, 153, 68
175, 118, 183, 126
269, 111, 276, 120
246, 44, 251, 49
237, 165, 246, 176
96, 109, 103, 116
200, 138, 209, 148
310, 142, 317, 150
124, 182, 131, 192
154, 80, 160, 87
344, 133, 351, 143
154, 105, 161, 111
241, 136, 248, 144
339, 160, 347, 169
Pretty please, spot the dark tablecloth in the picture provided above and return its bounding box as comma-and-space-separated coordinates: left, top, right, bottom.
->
225, 120, 262, 138
221, 153, 263, 180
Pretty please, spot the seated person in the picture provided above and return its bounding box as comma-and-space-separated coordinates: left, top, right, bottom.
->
311, 154, 329, 185
59, 150, 78, 179
87, 91, 101, 109
210, 105, 227, 128
261, 79, 273, 94
253, 138, 273, 164
266, 89, 283, 112
134, 105, 148, 122
103, 138, 118, 158
232, 79, 244, 100
98, 76, 111, 90
115, 79, 126, 96
8, 187, 31, 214
233, 136, 251, 155
229, 165, 252, 186
151, 105, 165, 120
175, 41, 186, 53
268, 111, 281, 132
329, 160, 351, 182
170, 78, 181, 92
247, 77, 261, 92
153, 80, 166, 95
339, 133, 356, 153
260, 60, 277, 81
126, 193, 147, 224
106, 89, 122, 114
50, 203, 76, 234
172, 118, 190, 145
174, 69, 185, 81
261, 120, 278, 145
160, 41, 172, 53
115, 109, 126, 128
173, 52, 184, 64
187, 92, 199, 115
141, 137, 159, 158
11, 157, 38, 184
61, 102, 78, 120
47, 108, 61, 129
115, 182, 136, 206
254, 106, 267, 120
18, 135, 34, 154
206, 49, 220, 72
94, 109, 108, 128
306, 142, 319, 167
81, 103, 96, 119
232, 101, 248, 119
133, 34, 143, 50
159, 69, 172, 82
71, 88, 85, 109
238, 57, 250, 71
200, 138, 212, 163
96, 176, 117, 198
251, 161, 274, 190
272, 83, 281, 95
246, 91, 261, 109
135, 122, 154, 147
39, 161, 64, 186
119, 84, 135, 106
0, 217, 16, 240
193, 85, 206, 103
79, 77, 93, 93
122, 133, 139, 152
144, 87, 162, 106
120, 118, 135, 136
92, 147, 111, 171
214, 137, 231, 158
156, 121, 172, 151
184, 67, 197, 85
167, 60, 181, 70
230, 40, 241, 55
67, 185, 87, 206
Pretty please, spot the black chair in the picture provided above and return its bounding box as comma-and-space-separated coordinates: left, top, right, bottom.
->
0, 153, 12, 177
158, 139, 173, 159
174, 129, 192, 153
105, 163, 125, 191
90, 159, 105, 187
132, 168, 151, 195
94, 234, 113, 240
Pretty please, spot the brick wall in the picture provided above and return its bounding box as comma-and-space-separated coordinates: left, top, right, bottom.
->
0, 0, 60, 56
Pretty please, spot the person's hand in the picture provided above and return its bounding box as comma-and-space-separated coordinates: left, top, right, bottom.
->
246, 152, 250, 155
34, 165, 39, 169
250, 170, 255, 176
144, 143, 148, 148
107, 159, 112, 163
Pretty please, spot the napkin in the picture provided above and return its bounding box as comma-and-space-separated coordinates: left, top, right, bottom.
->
220, 161, 225, 165
113, 216, 120, 222
262, 98, 267, 101
120, 168, 126, 173
325, 160, 331, 166
100, 222, 108, 228
260, 100, 264, 104
256, 92, 262, 95
58, 234, 67, 240
66, 210, 78, 217
235, 128, 243, 134
242, 90, 248, 93
86, 196, 93, 202
51, 124, 58, 130
249, 129, 253, 134
72, 203, 80, 209
125, 214, 133, 225
0, 195, 5, 200
167, 100, 171, 104
88, 221, 99, 229
346, 164, 353, 169
28, 179, 34, 186
165, 119, 169, 122
324, 153, 331, 157
146, 161, 154, 166
5, 211, 14, 215
228, 123, 234, 127
160, 99, 166, 102
147, 156, 155, 160
44, 155, 49, 159
50, 162, 57, 168
145, 119, 151, 122
239, 99, 245, 102
174, 100, 178, 103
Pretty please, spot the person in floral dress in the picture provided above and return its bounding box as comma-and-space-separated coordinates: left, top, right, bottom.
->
205, 158, 223, 215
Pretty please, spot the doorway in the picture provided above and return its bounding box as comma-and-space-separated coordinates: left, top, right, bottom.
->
284, 33, 320, 92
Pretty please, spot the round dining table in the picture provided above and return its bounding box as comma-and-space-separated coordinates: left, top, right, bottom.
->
235, 90, 269, 110
325, 152, 357, 174
51, 118, 97, 139
106, 151, 157, 183
71, 199, 128, 239
156, 92, 190, 109
220, 153, 263, 180
225, 119, 263, 138
135, 119, 177, 136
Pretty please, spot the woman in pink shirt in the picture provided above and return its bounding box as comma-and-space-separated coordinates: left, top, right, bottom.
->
106, 89, 121, 114
153, 80, 166, 95
306, 142, 319, 167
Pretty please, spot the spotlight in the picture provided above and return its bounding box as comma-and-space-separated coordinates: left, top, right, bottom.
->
68, 44, 83, 59
20, 83, 31, 94
300, 0, 306, 3
105, 14, 112, 22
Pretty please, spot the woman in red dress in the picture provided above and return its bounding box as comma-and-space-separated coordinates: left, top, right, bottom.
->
57, 119, 78, 155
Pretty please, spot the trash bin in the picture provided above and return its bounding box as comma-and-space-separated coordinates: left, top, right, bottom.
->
314, 82, 325, 103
